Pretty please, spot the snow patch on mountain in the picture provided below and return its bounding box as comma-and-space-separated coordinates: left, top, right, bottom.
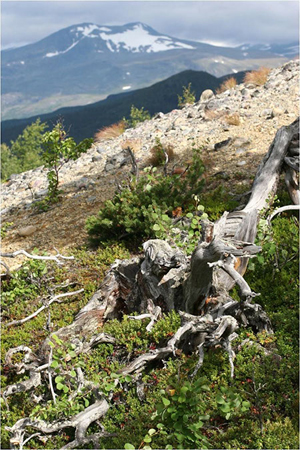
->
99, 23, 196, 53
45, 40, 80, 58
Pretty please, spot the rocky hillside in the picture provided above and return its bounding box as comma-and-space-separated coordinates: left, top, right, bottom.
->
1, 60, 299, 272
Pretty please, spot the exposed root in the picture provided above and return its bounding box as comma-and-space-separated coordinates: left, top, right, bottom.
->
6, 399, 110, 450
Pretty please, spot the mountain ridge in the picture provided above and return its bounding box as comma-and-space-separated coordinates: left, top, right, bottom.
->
1, 68, 248, 144
2, 21, 294, 120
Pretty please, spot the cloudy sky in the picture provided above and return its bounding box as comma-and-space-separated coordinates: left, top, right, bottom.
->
1, 1, 299, 50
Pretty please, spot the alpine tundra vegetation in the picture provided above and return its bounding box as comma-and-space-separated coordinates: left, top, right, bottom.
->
1, 60, 299, 450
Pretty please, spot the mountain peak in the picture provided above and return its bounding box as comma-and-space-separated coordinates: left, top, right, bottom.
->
53, 21, 197, 54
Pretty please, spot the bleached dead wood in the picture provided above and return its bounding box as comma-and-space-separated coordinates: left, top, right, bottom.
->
6, 289, 84, 327
0, 248, 74, 265
6, 399, 110, 450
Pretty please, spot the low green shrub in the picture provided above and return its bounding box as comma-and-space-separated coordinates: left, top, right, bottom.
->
86, 146, 205, 246
178, 83, 196, 108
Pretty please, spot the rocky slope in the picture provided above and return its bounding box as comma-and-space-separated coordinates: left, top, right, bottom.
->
1, 60, 299, 271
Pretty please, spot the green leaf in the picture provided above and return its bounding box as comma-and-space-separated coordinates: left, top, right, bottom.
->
242, 401, 251, 408
157, 423, 164, 430
70, 370, 76, 378
56, 382, 64, 390
51, 360, 59, 369
216, 394, 225, 404
125, 375, 132, 382
167, 406, 175, 413
148, 429, 156, 436
52, 334, 63, 345
165, 446, 173, 450
174, 433, 184, 442
111, 373, 119, 379
153, 224, 161, 231
63, 385, 69, 393
55, 376, 63, 383
162, 397, 170, 406
220, 404, 230, 413
199, 414, 210, 421
180, 386, 189, 395
225, 412, 231, 420
84, 399, 90, 407
144, 435, 152, 443
124, 444, 135, 449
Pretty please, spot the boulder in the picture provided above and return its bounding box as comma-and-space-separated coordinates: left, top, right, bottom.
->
200, 89, 214, 102
18, 225, 37, 237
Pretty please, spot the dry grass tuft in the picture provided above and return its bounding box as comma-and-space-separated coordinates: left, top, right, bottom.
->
148, 140, 175, 167
216, 77, 237, 94
243, 67, 271, 86
121, 139, 142, 154
94, 121, 126, 142
204, 109, 227, 121
224, 113, 240, 126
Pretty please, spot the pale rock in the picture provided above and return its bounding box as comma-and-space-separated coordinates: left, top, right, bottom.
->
18, 225, 37, 237
236, 148, 246, 156
272, 107, 285, 117
200, 89, 214, 102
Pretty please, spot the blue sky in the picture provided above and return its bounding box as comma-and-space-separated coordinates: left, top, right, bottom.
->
1, 1, 299, 49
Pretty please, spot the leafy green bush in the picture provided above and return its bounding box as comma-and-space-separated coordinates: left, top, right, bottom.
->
86, 146, 205, 245
178, 82, 196, 108
124, 105, 151, 128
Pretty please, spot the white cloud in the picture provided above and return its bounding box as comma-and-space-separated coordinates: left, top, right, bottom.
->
1, 1, 299, 50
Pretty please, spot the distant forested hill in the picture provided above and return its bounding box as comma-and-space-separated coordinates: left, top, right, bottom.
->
1, 69, 247, 144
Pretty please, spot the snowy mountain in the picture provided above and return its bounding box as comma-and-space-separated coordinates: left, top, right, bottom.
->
42, 22, 197, 56
1, 22, 295, 120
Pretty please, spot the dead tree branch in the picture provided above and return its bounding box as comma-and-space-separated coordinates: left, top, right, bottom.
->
6, 289, 84, 327
0, 249, 74, 265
